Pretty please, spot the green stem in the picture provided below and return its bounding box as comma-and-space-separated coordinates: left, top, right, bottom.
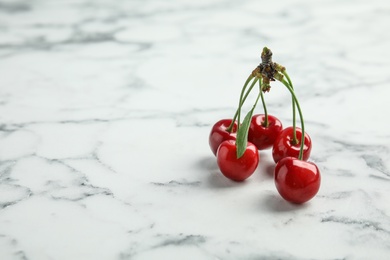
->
237, 77, 258, 130
283, 71, 297, 144
252, 87, 262, 113
226, 75, 254, 132
235, 81, 261, 158
259, 79, 268, 127
281, 78, 305, 160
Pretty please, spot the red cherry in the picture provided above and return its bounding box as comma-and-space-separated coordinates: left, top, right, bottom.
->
209, 119, 237, 156
272, 126, 312, 163
216, 140, 259, 182
274, 157, 321, 204
248, 114, 283, 150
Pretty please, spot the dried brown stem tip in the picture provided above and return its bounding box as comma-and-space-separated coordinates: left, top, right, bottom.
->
251, 67, 260, 77
255, 47, 285, 91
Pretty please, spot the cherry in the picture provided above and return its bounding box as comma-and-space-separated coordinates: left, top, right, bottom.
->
248, 114, 283, 150
216, 140, 259, 182
272, 126, 312, 163
209, 119, 238, 156
274, 157, 321, 204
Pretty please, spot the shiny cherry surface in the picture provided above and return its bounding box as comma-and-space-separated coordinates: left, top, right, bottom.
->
248, 114, 283, 150
274, 157, 321, 204
216, 140, 259, 182
272, 126, 312, 163
209, 119, 237, 156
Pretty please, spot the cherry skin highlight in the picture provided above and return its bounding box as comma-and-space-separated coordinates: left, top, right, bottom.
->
272, 126, 312, 163
274, 157, 321, 204
216, 140, 259, 182
248, 114, 283, 150
209, 119, 238, 156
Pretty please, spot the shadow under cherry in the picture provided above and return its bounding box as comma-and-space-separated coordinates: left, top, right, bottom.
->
261, 193, 309, 212
196, 156, 247, 188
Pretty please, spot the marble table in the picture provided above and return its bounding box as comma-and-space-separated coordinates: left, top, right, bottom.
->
1, 0, 390, 259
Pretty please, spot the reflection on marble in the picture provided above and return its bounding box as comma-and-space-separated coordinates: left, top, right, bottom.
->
1, 0, 390, 259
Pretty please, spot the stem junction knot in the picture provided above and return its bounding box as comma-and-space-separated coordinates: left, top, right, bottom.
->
256, 47, 286, 92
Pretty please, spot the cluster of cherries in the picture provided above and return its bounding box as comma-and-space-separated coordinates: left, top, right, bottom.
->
208, 47, 321, 204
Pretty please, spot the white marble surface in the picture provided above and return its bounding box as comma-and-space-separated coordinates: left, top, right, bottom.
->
1, 0, 390, 259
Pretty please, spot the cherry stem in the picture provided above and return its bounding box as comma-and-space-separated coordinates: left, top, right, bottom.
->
259, 79, 269, 127
227, 75, 255, 132
234, 77, 261, 158
281, 78, 305, 160
237, 76, 257, 130
252, 83, 263, 112
283, 71, 297, 144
